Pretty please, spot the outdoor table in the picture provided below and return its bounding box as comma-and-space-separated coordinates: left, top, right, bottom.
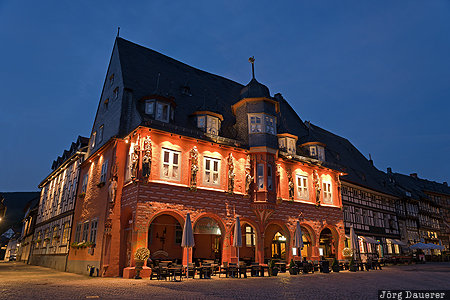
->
275, 262, 286, 273
167, 267, 183, 281
259, 264, 269, 277
196, 266, 212, 279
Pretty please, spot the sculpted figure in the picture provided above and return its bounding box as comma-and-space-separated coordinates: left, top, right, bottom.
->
313, 170, 321, 206
287, 171, 294, 200
227, 153, 235, 194
189, 146, 199, 190
130, 143, 140, 180
245, 155, 253, 196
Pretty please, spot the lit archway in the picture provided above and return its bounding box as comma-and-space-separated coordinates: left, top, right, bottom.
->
148, 214, 183, 262
264, 223, 289, 262
192, 217, 223, 263
318, 227, 338, 259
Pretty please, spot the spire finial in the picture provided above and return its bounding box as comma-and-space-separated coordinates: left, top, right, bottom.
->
117, 27, 120, 37
248, 56, 255, 79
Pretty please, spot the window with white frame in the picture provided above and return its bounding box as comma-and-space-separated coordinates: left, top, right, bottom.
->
206, 116, 220, 135
322, 181, 332, 203
257, 164, 264, 190
90, 219, 98, 244
265, 115, 276, 134
145, 100, 155, 115
267, 164, 273, 191
156, 102, 170, 122
204, 157, 220, 185
317, 146, 325, 161
248, 114, 276, 135
100, 160, 108, 183
197, 116, 205, 129
161, 148, 180, 180
296, 174, 309, 200
309, 146, 316, 157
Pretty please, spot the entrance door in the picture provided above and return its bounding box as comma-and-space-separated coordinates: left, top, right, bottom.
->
271, 232, 287, 260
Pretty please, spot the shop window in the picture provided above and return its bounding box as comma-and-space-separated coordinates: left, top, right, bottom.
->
245, 225, 256, 247
161, 148, 180, 180
296, 175, 308, 200
204, 157, 220, 185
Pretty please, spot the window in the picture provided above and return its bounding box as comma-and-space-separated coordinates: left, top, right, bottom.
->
161, 148, 180, 180
100, 160, 108, 183
265, 115, 275, 134
62, 222, 70, 245
257, 164, 264, 190
81, 173, 88, 193
145, 100, 155, 115
75, 223, 82, 243
113, 87, 119, 100
197, 116, 205, 129
323, 182, 332, 203
206, 116, 219, 135
245, 225, 256, 247
91, 132, 96, 148
267, 164, 273, 191
296, 175, 308, 200
43, 228, 49, 247
90, 219, 98, 244
109, 74, 114, 87
82, 221, 90, 242
310, 146, 316, 157
52, 226, 59, 247
317, 146, 325, 161
36, 231, 42, 248
156, 102, 170, 122
249, 115, 262, 133
104, 98, 109, 110
175, 223, 182, 244
98, 125, 104, 143
204, 157, 220, 185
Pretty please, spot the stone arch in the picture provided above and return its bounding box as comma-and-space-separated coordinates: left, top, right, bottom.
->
298, 222, 316, 259
229, 217, 261, 263
264, 220, 291, 262
146, 210, 185, 261
191, 212, 226, 263
318, 224, 340, 259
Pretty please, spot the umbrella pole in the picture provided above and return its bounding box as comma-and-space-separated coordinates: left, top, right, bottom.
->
186, 247, 189, 279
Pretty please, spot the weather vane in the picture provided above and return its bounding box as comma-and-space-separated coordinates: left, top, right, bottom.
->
248, 56, 255, 79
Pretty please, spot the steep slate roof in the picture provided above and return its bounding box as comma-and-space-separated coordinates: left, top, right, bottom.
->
390, 172, 450, 200
116, 38, 244, 138
306, 123, 398, 196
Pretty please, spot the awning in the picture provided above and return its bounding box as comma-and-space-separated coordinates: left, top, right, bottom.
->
360, 236, 380, 244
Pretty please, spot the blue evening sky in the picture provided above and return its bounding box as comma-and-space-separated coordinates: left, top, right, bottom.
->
0, 1, 449, 191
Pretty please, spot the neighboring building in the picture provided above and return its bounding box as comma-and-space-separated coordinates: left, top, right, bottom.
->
16, 197, 39, 262
389, 171, 450, 252
301, 124, 402, 259
30, 136, 88, 271
67, 37, 346, 276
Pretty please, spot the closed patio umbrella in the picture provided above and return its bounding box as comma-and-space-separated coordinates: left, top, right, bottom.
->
294, 221, 303, 259
233, 216, 242, 267
181, 213, 195, 278
409, 242, 430, 250
350, 226, 358, 260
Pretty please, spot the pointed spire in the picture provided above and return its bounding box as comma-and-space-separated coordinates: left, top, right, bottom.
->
248, 56, 255, 79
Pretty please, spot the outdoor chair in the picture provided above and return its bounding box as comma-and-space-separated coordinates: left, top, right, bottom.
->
228, 263, 238, 278
170, 265, 183, 281
218, 262, 228, 278
250, 263, 261, 277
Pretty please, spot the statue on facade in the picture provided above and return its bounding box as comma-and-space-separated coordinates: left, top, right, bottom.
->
227, 153, 235, 194
313, 170, 321, 206
189, 146, 199, 191
244, 155, 253, 196
287, 170, 294, 200
108, 176, 118, 207
130, 143, 140, 181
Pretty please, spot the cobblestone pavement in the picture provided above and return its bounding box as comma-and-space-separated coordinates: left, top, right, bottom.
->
0, 262, 449, 300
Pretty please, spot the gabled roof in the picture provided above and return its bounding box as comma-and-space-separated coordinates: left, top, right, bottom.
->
390, 172, 450, 199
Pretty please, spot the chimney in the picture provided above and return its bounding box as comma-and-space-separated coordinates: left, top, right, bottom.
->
368, 153, 373, 166
444, 182, 448, 187
387, 167, 392, 174
410, 173, 418, 179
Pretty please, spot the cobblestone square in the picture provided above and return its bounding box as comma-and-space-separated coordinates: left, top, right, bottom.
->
1, 262, 449, 300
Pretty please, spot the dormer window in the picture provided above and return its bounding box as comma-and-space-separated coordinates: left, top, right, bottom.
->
156, 102, 170, 122
278, 134, 298, 155
307, 144, 325, 161
113, 87, 119, 100
109, 74, 114, 87
193, 111, 223, 136
145, 100, 155, 115
248, 113, 276, 135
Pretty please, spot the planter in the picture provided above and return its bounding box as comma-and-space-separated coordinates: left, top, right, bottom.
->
135, 260, 145, 279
